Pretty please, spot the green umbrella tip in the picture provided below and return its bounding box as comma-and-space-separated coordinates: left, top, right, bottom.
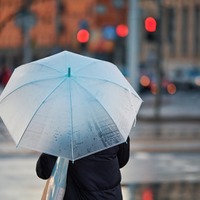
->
68, 67, 71, 77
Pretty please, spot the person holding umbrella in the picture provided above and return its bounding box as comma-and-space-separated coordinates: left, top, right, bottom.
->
0, 51, 142, 199
36, 137, 130, 200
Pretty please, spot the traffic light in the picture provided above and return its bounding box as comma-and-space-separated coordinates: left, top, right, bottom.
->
77, 29, 90, 43
116, 24, 129, 38
115, 24, 128, 66
145, 17, 157, 32
77, 29, 90, 52
144, 17, 157, 42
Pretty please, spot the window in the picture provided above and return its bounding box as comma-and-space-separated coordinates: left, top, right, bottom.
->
181, 6, 188, 55
166, 7, 176, 55
194, 6, 200, 56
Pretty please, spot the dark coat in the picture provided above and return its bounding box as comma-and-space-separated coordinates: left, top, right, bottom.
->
36, 137, 130, 200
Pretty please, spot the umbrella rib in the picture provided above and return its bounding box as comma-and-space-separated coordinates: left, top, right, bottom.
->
33, 62, 64, 74
71, 78, 123, 139
68, 79, 75, 161
0, 76, 65, 103
64, 51, 99, 75
74, 75, 142, 100
17, 77, 68, 147
72, 61, 99, 75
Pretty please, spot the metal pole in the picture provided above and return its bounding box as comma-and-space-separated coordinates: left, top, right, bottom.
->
126, 0, 140, 91
23, 27, 32, 64
55, 0, 62, 50
154, 0, 163, 119
15, 7, 36, 64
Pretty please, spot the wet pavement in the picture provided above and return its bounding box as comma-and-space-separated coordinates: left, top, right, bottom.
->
138, 90, 200, 120
0, 155, 44, 200
121, 152, 200, 184
0, 91, 200, 199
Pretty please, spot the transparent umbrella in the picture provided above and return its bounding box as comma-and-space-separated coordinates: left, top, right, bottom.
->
0, 51, 142, 161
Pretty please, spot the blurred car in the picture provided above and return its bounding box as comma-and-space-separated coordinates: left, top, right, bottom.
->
169, 68, 200, 90
139, 73, 176, 95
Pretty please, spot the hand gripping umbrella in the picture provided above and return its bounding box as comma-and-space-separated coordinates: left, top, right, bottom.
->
0, 51, 142, 161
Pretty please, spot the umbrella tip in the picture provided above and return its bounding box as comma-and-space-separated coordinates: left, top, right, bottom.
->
68, 67, 71, 77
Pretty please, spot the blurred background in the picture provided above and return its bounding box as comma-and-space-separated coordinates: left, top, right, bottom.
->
0, 0, 200, 199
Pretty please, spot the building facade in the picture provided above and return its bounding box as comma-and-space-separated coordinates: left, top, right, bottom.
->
0, 0, 127, 66
0, 0, 199, 78
140, 0, 200, 79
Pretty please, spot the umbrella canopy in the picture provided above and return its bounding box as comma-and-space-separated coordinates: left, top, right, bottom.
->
0, 51, 142, 161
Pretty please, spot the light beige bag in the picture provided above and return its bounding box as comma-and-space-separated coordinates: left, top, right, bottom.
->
41, 179, 50, 200
41, 157, 69, 200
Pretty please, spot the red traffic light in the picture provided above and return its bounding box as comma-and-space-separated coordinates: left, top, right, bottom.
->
145, 17, 157, 32
116, 24, 129, 37
77, 29, 90, 43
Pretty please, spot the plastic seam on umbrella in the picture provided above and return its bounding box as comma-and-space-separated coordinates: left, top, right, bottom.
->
68, 78, 75, 162
71, 61, 99, 75
74, 75, 142, 100
16, 77, 68, 147
64, 51, 102, 77
0, 76, 66, 103
71, 78, 127, 142
33, 62, 64, 74
127, 89, 137, 127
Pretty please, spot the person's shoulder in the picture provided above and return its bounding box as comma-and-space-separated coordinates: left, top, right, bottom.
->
94, 145, 119, 156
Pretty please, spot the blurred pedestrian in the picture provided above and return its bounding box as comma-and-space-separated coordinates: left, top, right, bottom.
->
0, 65, 12, 87
36, 137, 130, 200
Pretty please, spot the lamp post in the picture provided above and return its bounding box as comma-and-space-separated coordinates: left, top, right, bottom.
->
126, 0, 140, 90
15, 6, 36, 64
154, 0, 163, 119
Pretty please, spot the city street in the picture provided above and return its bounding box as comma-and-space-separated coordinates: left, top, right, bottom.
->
0, 154, 44, 200
0, 0, 200, 199
0, 91, 200, 199
138, 90, 200, 120
122, 152, 200, 184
